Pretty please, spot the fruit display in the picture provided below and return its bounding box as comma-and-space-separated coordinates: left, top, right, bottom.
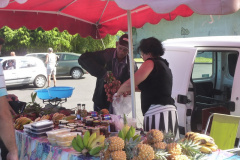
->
103, 136, 127, 160
52, 113, 66, 125
184, 132, 218, 154
132, 144, 155, 160
14, 117, 32, 130
104, 71, 121, 102
72, 131, 105, 156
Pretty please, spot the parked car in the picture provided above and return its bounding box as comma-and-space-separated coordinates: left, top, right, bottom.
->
25, 52, 86, 79
162, 36, 240, 135
0, 56, 47, 88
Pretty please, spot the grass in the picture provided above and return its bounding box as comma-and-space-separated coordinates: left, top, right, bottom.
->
195, 57, 212, 63
134, 57, 212, 63
134, 58, 144, 63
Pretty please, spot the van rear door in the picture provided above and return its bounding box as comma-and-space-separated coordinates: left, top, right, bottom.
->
163, 45, 197, 134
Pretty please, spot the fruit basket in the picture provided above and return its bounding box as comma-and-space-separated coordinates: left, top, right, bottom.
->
35, 86, 74, 106
48, 86, 74, 99
35, 86, 74, 100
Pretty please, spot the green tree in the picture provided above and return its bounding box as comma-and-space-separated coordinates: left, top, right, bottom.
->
0, 26, 125, 56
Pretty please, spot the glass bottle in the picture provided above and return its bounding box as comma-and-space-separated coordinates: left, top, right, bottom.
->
77, 103, 81, 120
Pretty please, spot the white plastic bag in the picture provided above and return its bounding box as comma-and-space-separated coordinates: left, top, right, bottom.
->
112, 93, 132, 115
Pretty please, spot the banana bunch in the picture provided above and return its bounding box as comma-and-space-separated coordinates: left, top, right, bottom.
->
185, 132, 218, 154
14, 117, 32, 130
72, 131, 105, 156
118, 126, 140, 141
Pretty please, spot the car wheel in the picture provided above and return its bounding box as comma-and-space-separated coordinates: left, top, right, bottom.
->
71, 68, 83, 79
34, 75, 46, 88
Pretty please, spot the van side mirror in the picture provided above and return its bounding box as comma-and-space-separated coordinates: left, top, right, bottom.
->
226, 101, 235, 112
177, 94, 191, 104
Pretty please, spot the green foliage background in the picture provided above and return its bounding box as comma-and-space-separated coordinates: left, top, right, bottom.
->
0, 26, 124, 56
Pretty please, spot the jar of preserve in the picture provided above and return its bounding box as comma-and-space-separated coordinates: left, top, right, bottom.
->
92, 127, 100, 136
93, 120, 100, 127
85, 118, 93, 126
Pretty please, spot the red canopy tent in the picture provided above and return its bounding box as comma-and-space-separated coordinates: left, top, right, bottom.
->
1, 0, 239, 39
1, 0, 240, 117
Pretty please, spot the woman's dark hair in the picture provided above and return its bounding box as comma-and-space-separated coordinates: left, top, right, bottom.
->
137, 37, 164, 57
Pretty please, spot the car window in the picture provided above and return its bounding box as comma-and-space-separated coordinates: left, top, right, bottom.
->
62, 54, 79, 61
37, 54, 47, 62
19, 59, 36, 68
192, 51, 213, 79
2, 59, 16, 70
228, 52, 239, 77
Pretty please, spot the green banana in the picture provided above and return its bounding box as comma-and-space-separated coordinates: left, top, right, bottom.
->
130, 126, 135, 138
72, 138, 82, 152
125, 128, 132, 141
133, 134, 140, 141
87, 132, 97, 149
76, 134, 84, 150
118, 130, 125, 140
89, 146, 102, 156
83, 131, 90, 148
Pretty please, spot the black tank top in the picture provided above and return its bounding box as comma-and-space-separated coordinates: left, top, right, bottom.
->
138, 57, 174, 115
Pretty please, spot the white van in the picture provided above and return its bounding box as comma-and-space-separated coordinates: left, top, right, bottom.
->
0, 56, 47, 88
162, 36, 240, 134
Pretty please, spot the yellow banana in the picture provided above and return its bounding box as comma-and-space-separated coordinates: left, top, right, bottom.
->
122, 114, 130, 138
205, 141, 215, 146
209, 145, 218, 152
200, 146, 212, 154
87, 132, 97, 149
90, 135, 105, 149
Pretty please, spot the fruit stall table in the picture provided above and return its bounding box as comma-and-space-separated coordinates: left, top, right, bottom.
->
15, 130, 100, 160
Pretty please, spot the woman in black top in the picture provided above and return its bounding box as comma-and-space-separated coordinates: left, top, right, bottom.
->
117, 37, 178, 137
117, 37, 174, 114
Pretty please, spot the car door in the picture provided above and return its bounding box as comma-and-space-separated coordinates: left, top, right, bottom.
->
17, 58, 35, 84
162, 45, 197, 134
56, 53, 79, 76
2, 59, 18, 85
230, 49, 240, 117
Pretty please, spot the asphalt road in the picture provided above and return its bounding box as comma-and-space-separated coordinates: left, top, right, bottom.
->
7, 73, 144, 128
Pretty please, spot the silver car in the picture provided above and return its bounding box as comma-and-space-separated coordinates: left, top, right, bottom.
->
0, 56, 47, 88
25, 52, 86, 79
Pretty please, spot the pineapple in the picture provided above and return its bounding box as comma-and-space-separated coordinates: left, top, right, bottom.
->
153, 142, 167, 150
179, 139, 202, 157
147, 129, 164, 144
110, 151, 127, 160
154, 149, 170, 160
101, 149, 111, 160
168, 155, 190, 160
133, 144, 155, 160
107, 136, 124, 152
167, 143, 182, 156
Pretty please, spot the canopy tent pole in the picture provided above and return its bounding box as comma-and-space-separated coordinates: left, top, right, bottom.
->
127, 10, 136, 118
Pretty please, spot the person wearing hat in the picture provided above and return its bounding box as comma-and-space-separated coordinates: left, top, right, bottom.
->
78, 34, 138, 112
0, 38, 18, 160
45, 47, 58, 87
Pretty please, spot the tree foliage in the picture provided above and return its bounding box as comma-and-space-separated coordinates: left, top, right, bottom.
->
0, 26, 124, 56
